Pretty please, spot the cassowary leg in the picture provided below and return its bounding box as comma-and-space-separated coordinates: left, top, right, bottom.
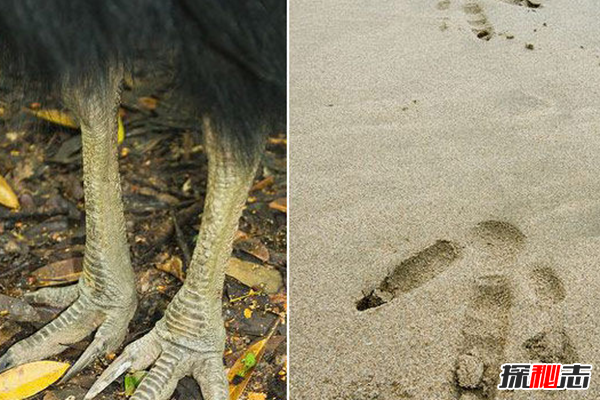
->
0, 68, 137, 382
86, 117, 264, 400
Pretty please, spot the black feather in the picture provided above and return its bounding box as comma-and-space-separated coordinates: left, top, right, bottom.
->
0, 0, 286, 155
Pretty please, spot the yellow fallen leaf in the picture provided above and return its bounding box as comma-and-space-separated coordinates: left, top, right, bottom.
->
156, 255, 185, 281
229, 339, 267, 400
24, 108, 79, 129
228, 319, 280, 400
0, 175, 19, 209
117, 114, 125, 144
247, 393, 267, 400
25, 107, 125, 143
267, 137, 286, 146
0, 361, 70, 400
243, 308, 253, 319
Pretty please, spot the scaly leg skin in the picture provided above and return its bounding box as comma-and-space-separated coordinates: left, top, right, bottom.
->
0, 69, 137, 382
86, 117, 264, 400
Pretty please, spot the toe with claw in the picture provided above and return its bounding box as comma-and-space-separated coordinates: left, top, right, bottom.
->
87, 296, 228, 400
0, 281, 136, 380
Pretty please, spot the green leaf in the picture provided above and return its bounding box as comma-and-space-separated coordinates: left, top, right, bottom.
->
124, 371, 147, 396
242, 353, 257, 369
238, 352, 258, 377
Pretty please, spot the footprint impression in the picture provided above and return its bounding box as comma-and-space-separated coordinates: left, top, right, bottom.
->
354, 220, 578, 398
463, 1, 495, 41
455, 221, 524, 399
523, 265, 577, 363
436, 0, 543, 41
356, 221, 524, 311
356, 240, 462, 311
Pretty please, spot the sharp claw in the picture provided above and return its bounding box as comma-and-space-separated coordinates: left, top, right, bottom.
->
85, 356, 132, 399
59, 334, 109, 385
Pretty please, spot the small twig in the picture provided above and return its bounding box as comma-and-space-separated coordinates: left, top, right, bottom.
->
125, 199, 199, 215
229, 289, 261, 303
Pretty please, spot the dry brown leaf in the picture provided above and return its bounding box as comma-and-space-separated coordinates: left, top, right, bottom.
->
136, 187, 180, 206
137, 96, 158, 111
226, 258, 282, 294
236, 238, 270, 262
251, 176, 274, 191
42, 392, 60, 400
268, 197, 286, 213
12, 159, 35, 185
269, 293, 287, 312
0, 361, 70, 400
234, 230, 249, 242
156, 255, 185, 281
0, 175, 19, 209
31, 258, 83, 287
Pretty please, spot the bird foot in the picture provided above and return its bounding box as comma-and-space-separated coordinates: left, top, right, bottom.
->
0, 281, 136, 382
86, 317, 228, 400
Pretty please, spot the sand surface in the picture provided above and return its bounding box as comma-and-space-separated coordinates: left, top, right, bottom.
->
290, 0, 600, 398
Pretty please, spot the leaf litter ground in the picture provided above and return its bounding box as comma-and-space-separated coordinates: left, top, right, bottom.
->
0, 72, 287, 400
